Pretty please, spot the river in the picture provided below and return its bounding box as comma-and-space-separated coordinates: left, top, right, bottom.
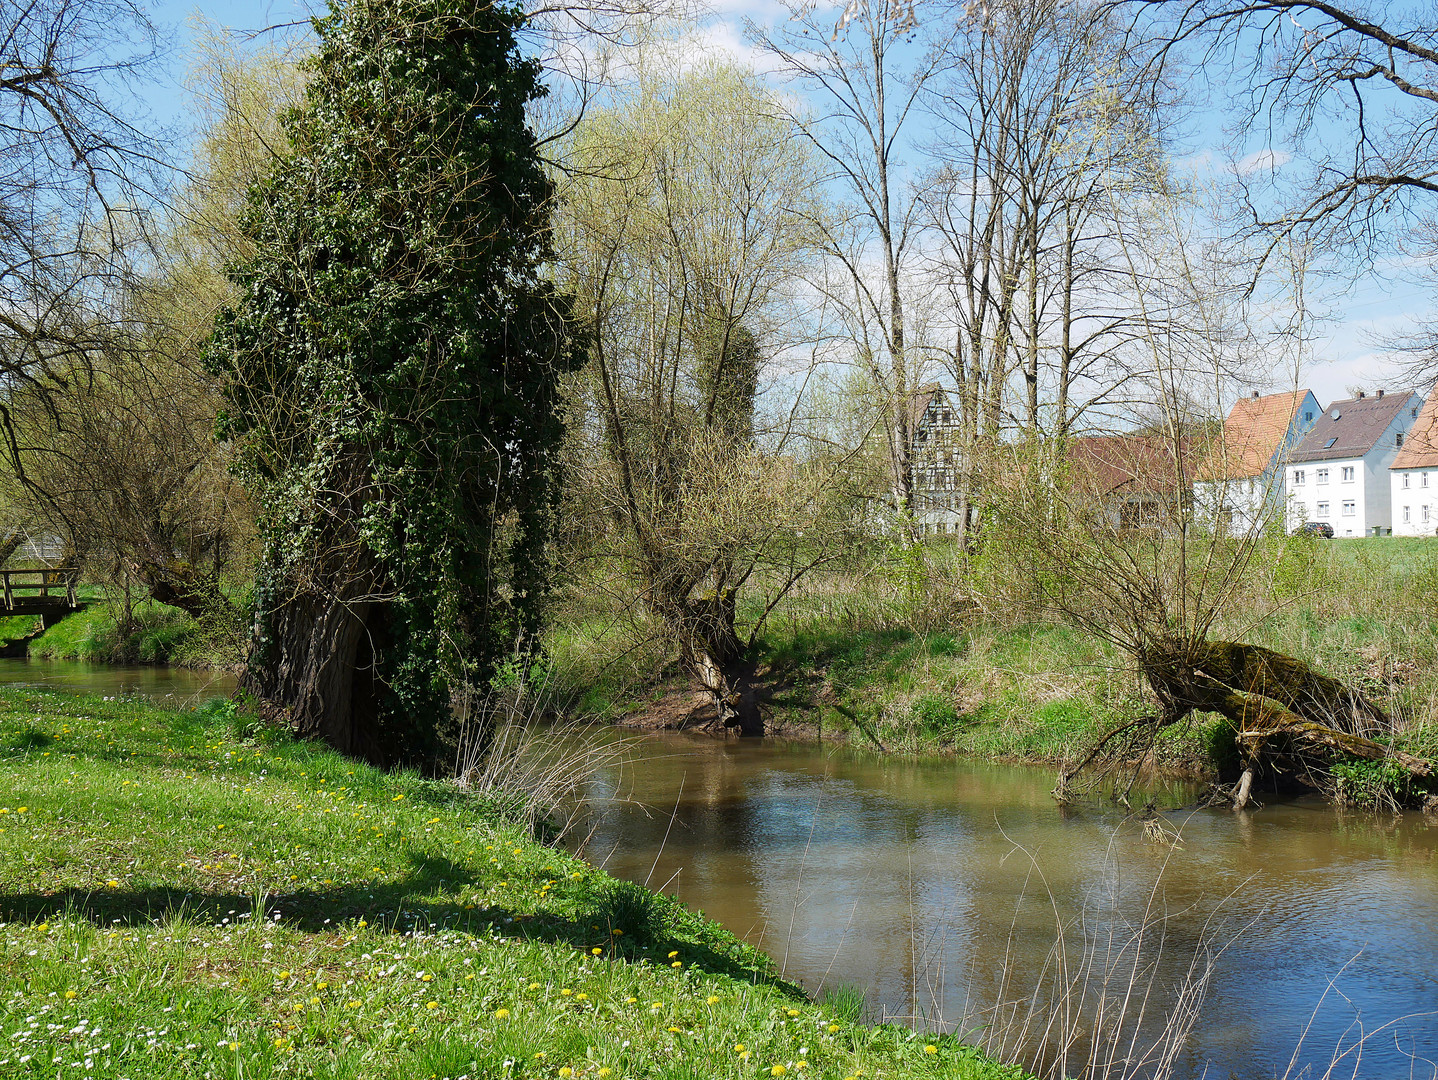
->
2, 661, 1434, 1079
571, 730, 1438, 1080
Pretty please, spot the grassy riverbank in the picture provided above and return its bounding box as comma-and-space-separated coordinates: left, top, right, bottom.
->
548, 536, 1438, 786
0, 599, 241, 669
0, 689, 1025, 1080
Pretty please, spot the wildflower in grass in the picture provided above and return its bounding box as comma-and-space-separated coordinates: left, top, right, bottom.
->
494, 1008, 510, 1019
65, 990, 77, 999
358, 920, 368, 928
828, 1024, 840, 1033
426, 1001, 438, 1009
624, 996, 637, 1004
924, 1044, 937, 1054
560, 988, 572, 996
795, 1064, 809, 1072
346, 1000, 361, 1008
576, 993, 588, 1001
671, 961, 682, 968
592, 947, 603, 955
560, 1069, 573, 1078
597, 1070, 611, 1078
786, 1009, 800, 1017
735, 1045, 745, 1053
706, 996, 720, 1005
528, 983, 542, 991
668, 951, 679, 958
772, 1067, 787, 1077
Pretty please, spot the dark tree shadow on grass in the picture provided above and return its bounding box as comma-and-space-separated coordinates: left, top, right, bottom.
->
0, 852, 801, 996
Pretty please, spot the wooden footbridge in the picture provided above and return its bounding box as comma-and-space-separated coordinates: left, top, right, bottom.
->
0, 568, 82, 620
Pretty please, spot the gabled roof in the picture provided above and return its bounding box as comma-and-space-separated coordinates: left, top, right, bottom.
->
908, 382, 944, 434
1290, 391, 1415, 463
1066, 435, 1194, 497
1392, 393, 1438, 470
1196, 390, 1313, 481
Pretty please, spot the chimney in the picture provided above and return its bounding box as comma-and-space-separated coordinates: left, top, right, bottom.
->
1251, 391, 1260, 399
1377, 389, 1385, 398
1358, 391, 1366, 398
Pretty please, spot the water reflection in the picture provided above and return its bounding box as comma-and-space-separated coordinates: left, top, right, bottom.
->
573, 732, 1438, 1080
0, 658, 236, 705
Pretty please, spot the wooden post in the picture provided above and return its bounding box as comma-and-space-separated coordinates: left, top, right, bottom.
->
2, 571, 10, 610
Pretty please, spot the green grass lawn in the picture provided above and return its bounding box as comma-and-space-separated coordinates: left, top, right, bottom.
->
0, 689, 1025, 1080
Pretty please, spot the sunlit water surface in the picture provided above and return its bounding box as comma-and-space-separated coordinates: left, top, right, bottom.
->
570, 731, 1438, 1080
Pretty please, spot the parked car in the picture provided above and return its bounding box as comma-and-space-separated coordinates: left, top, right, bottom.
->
1293, 522, 1334, 538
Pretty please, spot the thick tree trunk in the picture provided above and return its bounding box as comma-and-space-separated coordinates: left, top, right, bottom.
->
241, 588, 390, 767
659, 586, 763, 736
128, 553, 228, 620
0, 530, 23, 567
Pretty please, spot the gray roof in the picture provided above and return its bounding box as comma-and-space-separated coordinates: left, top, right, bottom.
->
1289, 392, 1415, 463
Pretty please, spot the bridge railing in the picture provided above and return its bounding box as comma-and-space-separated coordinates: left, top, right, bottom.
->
1, 567, 80, 611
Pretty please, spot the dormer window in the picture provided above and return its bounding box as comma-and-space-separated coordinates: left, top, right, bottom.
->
1324, 437, 1338, 448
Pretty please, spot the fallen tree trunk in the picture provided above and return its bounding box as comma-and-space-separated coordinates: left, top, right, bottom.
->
1056, 637, 1431, 809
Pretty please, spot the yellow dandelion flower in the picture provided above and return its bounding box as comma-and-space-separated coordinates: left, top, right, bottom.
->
734, 1045, 746, 1053
924, 1044, 938, 1054
598, 1070, 611, 1078
786, 1008, 800, 1017
528, 982, 542, 991
671, 961, 682, 968
278, 971, 291, 979
358, 920, 368, 928
828, 1024, 841, 1033
426, 1001, 438, 1009
706, 995, 720, 1005
228, 1042, 238, 1051
795, 1064, 809, 1072
592, 947, 603, 955
64, 990, 77, 1000
668, 951, 679, 958
560, 1069, 573, 1078
494, 1008, 510, 1019
560, 988, 572, 996
576, 992, 589, 1001
625, 996, 638, 1004
772, 1067, 787, 1077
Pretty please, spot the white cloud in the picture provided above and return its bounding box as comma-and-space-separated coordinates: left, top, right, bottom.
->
1234, 148, 1292, 176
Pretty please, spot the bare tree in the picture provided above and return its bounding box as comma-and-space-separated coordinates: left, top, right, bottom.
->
0, 0, 164, 465
752, 2, 955, 541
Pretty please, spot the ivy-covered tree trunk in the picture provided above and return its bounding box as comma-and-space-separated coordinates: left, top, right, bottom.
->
209, 0, 574, 771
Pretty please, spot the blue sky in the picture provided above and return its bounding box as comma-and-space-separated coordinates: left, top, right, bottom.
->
141, 0, 1434, 412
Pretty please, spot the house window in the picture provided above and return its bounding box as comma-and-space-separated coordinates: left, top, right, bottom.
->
1425, 506, 1432, 524
1316, 468, 1329, 484
1324, 437, 1338, 448
1404, 473, 1412, 489
1341, 466, 1355, 482
1316, 501, 1330, 519
1247, 479, 1255, 494
1341, 500, 1356, 516
1424, 472, 1431, 488
1292, 469, 1305, 485
1304, 410, 1314, 423
1397, 432, 1405, 448
1403, 506, 1411, 522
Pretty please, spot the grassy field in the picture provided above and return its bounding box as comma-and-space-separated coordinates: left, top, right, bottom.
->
545, 535, 1438, 786
0, 689, 1025, 1080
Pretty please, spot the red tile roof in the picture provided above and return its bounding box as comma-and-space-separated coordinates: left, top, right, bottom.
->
1066, 434, 1194, 497
1391, 393, 1438, 470
1196, 391, 1312, 481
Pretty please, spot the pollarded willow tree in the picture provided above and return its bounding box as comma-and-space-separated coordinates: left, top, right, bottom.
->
556, 59, 846, 735
208, 0, 576, 770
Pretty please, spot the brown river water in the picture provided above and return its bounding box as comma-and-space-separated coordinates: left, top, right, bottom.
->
2, 661, 1434, 1078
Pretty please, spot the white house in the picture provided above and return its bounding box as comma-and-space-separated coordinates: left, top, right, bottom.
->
1286, 390, 1422, 536
1195, 390, 1320, 534
1390, 392, 1438, 536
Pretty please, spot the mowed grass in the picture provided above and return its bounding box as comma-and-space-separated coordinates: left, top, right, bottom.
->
0, 689, 1024, 1080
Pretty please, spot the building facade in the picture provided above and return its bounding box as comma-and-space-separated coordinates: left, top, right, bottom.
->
1390, 392, 1438, 536
1195, 390, 1320, 535
1286, 390, 1422, 536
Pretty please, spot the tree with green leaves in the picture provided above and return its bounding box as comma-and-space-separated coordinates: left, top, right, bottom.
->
208, 0, 575, 771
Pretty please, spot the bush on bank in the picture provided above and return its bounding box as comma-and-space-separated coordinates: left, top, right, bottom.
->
0, 689, 1026, 1079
